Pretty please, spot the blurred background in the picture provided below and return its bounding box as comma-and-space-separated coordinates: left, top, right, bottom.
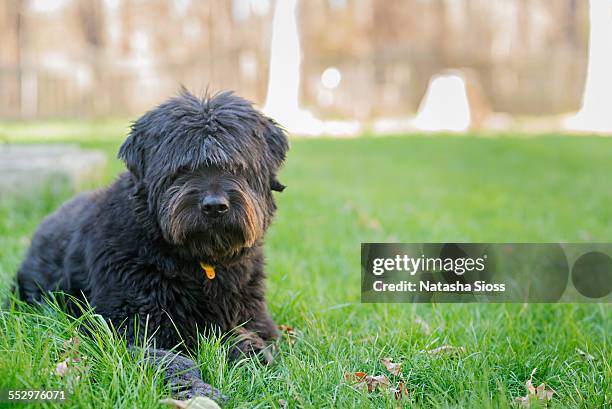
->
1, 5, 611, 406
0, 0, 611, 135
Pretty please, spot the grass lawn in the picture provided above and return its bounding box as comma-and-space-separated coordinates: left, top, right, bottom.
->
0, 124, 610, 408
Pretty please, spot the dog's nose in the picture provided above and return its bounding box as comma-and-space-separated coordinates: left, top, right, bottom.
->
200, 194, 229, 217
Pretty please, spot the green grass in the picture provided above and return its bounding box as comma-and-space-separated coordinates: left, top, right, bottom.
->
0, 124, 610, 408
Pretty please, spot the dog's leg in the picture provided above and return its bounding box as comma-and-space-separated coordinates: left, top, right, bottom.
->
229, 304, 280, 364
243, 303, 280, 342
229, 327, 274, 364
138, 347, 227, 404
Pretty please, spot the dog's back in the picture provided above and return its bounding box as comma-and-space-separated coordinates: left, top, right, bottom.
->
16, 190, 98, 303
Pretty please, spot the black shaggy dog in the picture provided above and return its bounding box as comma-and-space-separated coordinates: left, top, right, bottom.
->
15, 90, 289, 402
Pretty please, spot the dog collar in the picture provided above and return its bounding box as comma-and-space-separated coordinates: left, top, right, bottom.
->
199, 261, 216, 280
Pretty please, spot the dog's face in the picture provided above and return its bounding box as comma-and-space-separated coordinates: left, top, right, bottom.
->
159, 165, 271, 261
118, 90, 288, 263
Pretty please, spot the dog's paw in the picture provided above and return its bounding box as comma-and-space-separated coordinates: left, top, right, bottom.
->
170, 377, 228, 404
147, 348, 227, 404
229, 329, 274, 365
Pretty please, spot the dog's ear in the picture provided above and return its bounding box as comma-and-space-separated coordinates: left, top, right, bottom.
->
263, 118, 288, 192
270, 175, 286, 192
117, 125, 146, 181
263, 118, 289, 169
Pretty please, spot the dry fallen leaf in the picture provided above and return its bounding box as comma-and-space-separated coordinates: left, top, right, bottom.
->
54, 358, 70, 377
576, 348, 595, 362
513, 368, 554, 407
52, 335, 86, 389
345, 371, 412, 401
53, 356, 84, 380
278, 325, 295, 335
344, 371, 367, 382
427, 345, 466, 356
63, 336, 80, 350
159, 396, 221, 409
365, 375, 391, 393
52, 356, 83, 392
393, 381, 410, 401
345, 372, 390, 393
278, 325, 297, 345
380, 357, 402, 376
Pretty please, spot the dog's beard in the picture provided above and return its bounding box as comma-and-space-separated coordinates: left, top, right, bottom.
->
159, 185, 264, 263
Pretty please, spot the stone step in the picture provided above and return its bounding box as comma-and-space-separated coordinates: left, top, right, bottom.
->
0, 144, 107, 195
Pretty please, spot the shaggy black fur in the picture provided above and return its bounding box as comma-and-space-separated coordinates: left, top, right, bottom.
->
15, 90, 289, 402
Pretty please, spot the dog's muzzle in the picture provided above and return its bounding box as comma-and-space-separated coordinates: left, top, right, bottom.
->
199, 194, 229, 217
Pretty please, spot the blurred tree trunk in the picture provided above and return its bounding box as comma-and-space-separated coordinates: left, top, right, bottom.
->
7, 0, 26, 115
432, 0, 449, 70
77, 0, 105, 116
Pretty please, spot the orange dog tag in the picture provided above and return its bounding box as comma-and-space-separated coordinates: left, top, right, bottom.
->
199, 261, 216, 279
